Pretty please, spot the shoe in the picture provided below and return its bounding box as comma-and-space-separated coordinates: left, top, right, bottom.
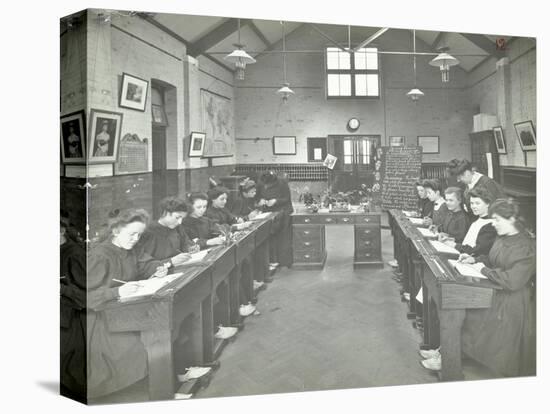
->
269, 262, 279, 267
174, 393, 193, 400
421, 354, 441, 371
214, 325, 238, 340
419, 348, 440, 360
393, 270, 403, 276
388, 259, 399, 267
253, 280, 265, 290
403, 292, 410, 301
239, 302, 256, 317
177, 366, 212, 382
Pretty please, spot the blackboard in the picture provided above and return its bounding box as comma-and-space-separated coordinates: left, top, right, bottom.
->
380, 146, 422, 210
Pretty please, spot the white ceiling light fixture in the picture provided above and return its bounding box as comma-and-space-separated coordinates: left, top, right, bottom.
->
276, 21, 294, 103
429, 50, 460, 83
406, 29, 424, 103
224, 19, 256, 81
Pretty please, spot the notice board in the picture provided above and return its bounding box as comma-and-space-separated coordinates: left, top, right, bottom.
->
380, 146, 422, 210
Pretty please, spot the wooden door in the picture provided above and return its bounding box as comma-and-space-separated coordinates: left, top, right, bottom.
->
328, 135, 381, 192
152, 126, 167, 217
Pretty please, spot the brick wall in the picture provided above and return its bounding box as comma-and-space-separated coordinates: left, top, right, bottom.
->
234, 26, 473, 165
467, 37, 536, 168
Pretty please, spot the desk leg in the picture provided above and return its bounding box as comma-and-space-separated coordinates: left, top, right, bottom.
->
140, 327, 174, 400
439, 309, 466, 381
202, 295, 214, 362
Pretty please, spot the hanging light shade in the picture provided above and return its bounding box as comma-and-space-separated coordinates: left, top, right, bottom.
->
224, 47, 256, 80
406, 30, 424, 103
429, 52, 460, 83
406, 88, 425, 102
277, 82, 295, 102
224, 19, 256, 81
276, 21, 294, 102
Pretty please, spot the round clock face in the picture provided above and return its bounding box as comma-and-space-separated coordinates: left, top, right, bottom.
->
348, 118, 360, 130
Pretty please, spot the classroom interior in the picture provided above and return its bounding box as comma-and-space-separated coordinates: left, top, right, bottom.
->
59, 9, 537, 404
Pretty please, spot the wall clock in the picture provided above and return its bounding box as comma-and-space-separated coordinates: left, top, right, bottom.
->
347, 118, 360, 131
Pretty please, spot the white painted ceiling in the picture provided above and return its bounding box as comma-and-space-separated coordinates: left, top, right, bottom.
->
146, 13, 515, 73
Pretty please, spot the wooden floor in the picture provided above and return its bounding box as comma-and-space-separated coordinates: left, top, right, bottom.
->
93, 224, 493, 404
197, 225, 436, 399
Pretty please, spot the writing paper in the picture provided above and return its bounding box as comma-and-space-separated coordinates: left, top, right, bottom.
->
429, 240, 460, 255
119, 272, 185, 302
408, 217, 425, 225
417, 227, 437, 238
250, 212, 271, 221
448, 260, 487, 279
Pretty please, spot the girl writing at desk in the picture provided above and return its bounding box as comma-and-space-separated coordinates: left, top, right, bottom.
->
87, 209, 169, 399
442, 187, 497, 257
229, 177, 261, 220
422, 179, 448, 227
206, 186, 252, 230
181, 193, 226, 249
437, 187, 469, 244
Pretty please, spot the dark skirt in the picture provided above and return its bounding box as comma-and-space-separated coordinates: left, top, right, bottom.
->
269, 211, 293, 267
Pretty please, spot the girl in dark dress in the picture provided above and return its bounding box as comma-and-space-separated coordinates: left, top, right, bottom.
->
422, 179, 448, 228
229, 177, 261, 220
416, 180, 434, 218
438, 186, 469, 244
87, 209, 169, 398
136, 197, 197, 267
443, 187, 497, 257
181, 193, 226, 250
257, 171, 294, 268
459, 199, 536, 377
206, 186, 251, 231
447, 158, 505, 220
60, 219, 87, 401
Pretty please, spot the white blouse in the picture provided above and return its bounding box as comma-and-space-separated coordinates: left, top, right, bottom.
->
462, 216, 493, 248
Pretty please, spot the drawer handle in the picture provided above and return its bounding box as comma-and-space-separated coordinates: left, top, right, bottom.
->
363, 218, 370, 223
304, 254, 310, 259
325, 218, 333, 223
342, 218, 350, 222
364, 241, 371, 246
304, 242, 311, 247
304, 218, 310, 223
304, 231, 310, 235
364, 230, 371, 235
365, 253, 371, 257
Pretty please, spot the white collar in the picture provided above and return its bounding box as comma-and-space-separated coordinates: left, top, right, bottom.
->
468, 172, 483, 189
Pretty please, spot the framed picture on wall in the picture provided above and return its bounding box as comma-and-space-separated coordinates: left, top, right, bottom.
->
60, 110, 86, 164
389, 136, 405, 147
189, 132, 206, 157
307, 137, 327, 161
492, 126, 507, 154
119, 73, 149, 112
273, 136, 297, 155
417, 136, 439, 154
514, 121, 536, 151
88, 109, 123, 164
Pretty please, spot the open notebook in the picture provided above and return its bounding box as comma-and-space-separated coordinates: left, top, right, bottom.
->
119, 272, 185, 302
250, 212, 271, 221
408, 217, 425, 226
417, 227, 438, 238
429, 240, 460, 255
448, 259, 487, 279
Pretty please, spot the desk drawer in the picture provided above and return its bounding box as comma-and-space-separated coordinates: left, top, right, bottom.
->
293, 215, 321, 224
294, 239, 322, 251
293, 250, 323, 263
354, 249, 382, 262
293, 225, 322, 239
355, 225, 381, 242
354, 215, 380, 225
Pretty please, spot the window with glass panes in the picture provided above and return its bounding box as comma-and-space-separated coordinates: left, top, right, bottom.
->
326, 47, 379, 98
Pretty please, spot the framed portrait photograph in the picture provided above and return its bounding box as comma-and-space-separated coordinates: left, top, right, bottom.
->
273, 136, 297, 155
514, 121, 536, 151
323, 154, 338, 170
119, 73, 149, 112
88, 109, 123, 164
417, 136, 439, 154
492, 126, 507, 154
307, 137, 327, 162
60, 110, 86, 164
389, 136, 405, 147
189, 132, 206, 157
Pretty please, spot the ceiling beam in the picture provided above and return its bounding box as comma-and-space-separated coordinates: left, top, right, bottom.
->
430, 32, 445, 50
188, 18, 252, 57
137, 12, 192, 49
352, 28, 389, 52
459, 32, 505, 58
253, 23, 307, 59
249, 21, 271, 48
202, 52, 236, 73
308, 23, 347, 51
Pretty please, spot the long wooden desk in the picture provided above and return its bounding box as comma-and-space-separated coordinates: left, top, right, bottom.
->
291, 207, 383, 269
94, 212, 278, 401
388, 209, 500, 381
